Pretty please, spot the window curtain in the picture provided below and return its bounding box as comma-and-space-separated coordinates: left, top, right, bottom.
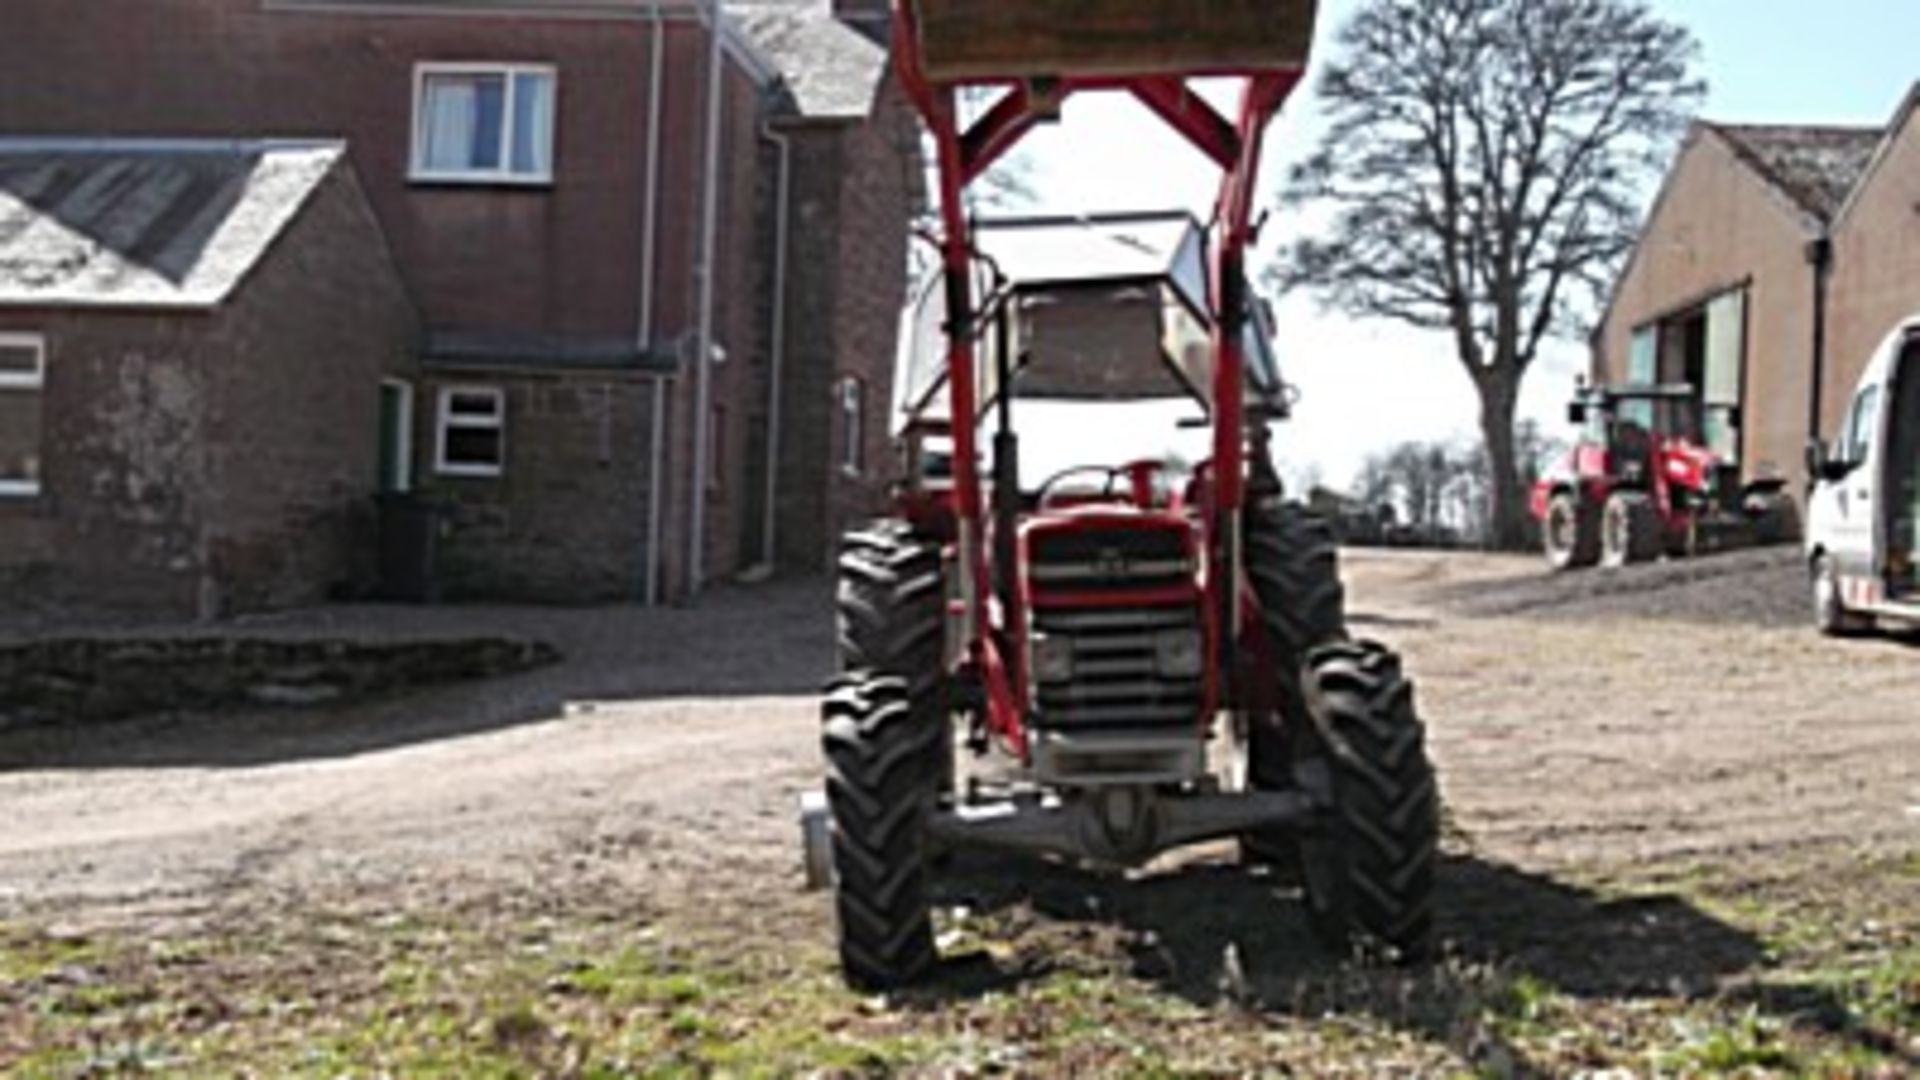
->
423, 79, 480, 172
512, 73, 555, 176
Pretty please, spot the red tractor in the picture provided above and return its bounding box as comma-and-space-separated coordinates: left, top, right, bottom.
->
804, 0, 1438, 991
1533, 383, 1797, 571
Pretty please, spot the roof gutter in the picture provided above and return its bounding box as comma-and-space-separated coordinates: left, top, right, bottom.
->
1807, 233, 1835, 447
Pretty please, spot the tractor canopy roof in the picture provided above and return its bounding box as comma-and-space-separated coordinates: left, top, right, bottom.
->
1588, 382, 1700, 402
893, 211, 1288, 434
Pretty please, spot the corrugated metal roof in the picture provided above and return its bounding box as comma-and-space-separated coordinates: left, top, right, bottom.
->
732, 0, 889, 119
0, 139, 344, 309
1711, 123, 1884, 223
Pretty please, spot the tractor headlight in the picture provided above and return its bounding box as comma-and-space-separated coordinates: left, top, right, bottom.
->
1031, 634, 1075, 683
1154, 629, 1205, 679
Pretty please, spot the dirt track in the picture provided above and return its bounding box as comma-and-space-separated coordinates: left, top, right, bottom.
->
0, 549, 1914, 927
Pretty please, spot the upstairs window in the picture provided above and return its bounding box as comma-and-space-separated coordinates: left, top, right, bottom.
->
412, 63, 556, 184
0, 333, 44, 498
436, 386, 506, 477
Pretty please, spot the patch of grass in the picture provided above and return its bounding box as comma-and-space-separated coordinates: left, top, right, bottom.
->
1664, 1007, 1801, 1073
5, 848, 1918, 1077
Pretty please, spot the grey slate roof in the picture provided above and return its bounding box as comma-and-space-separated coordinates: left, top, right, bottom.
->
1710, 123, 1884, 223
731, 0, 889, 119
0, 139, 343, 309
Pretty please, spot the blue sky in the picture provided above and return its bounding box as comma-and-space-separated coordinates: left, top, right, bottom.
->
1005, 1, 1920, 490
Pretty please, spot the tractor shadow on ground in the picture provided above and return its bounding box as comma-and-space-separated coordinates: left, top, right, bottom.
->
921, 849, 1911, 1074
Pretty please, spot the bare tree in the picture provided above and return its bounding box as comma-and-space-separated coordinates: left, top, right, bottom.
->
1277, 0, 1703, 547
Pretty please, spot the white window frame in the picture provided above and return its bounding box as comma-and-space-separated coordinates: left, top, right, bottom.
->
410, 62, 558, 186
0, 332, 45, 498
380, 378, 416, 494
435, 385, 507, 478
839, 376, 866, 478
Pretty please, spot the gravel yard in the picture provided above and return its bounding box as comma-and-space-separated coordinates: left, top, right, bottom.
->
1, 549, 1915, 1075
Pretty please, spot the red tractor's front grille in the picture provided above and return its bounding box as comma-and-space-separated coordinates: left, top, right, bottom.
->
1024, 519, 1205, 733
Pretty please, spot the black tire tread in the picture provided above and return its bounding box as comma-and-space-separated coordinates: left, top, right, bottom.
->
822, 676, 938, 990
837, 520, 945, 699
1243, 502, 1348, 865
1299, 640, 1439, 963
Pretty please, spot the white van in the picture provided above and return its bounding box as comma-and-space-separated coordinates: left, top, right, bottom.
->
1805, 316, 1920, 634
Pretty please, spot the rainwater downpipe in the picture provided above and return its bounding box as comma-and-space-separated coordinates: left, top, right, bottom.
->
687, 0, 725, 595
757, 122, 794, 572
641, 4, 668, 607
1807, 234, 1834, 449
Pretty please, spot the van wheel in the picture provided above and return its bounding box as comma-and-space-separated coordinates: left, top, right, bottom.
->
1814, 554, 1872, 637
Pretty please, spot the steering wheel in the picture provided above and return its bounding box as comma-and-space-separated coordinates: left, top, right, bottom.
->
1036, 460, 1176, 510
1036, 465, 1123, 507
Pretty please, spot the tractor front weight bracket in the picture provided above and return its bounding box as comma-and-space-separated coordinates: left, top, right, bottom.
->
927, 787, 1318, 869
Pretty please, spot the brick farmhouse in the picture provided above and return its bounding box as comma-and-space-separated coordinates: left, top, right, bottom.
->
0, 0, 917, 614
1593, 82, 1920, 497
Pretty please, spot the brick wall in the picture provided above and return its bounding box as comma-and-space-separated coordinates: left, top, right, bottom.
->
771, 129, 847, 570
773, 84, 920, 570
1595, 128, 1818, 489
0, 0, 916, 598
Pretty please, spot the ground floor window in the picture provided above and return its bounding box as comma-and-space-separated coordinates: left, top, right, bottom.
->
435, 385, 506, 477
838, 376, 866, 478
0, 332, 45, 498
379, 379, 416, 493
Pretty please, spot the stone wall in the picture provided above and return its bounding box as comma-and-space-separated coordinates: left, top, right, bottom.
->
0, 636, 557, 731
417, 371, 663, 603
0, 162, 416, 617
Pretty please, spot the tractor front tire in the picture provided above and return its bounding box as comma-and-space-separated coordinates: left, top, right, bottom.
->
1601, 492, 1662, 568
1297, 641, 1439, 963
822, 676, 940, 991
1544, 491, 1600, 571
837, 519, 951, 791
1243, 502, 1347, 867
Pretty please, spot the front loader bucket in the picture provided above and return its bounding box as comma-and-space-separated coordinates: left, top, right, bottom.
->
907, 0, 1320, 81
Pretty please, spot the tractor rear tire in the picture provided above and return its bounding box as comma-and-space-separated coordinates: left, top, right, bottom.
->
1601, 491, 1662, 568
1544, 491, 1600, 571
1297, 641, 1439, 963
1243, 502, 1347, 867
837, 520, 951, 792
822, 676, 940, 991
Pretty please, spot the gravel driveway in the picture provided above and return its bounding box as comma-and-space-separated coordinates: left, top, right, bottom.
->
1, 552, 1914, 933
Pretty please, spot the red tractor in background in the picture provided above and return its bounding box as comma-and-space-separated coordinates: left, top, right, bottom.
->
1533, 383, 1798, 571
802, 0, 1439, 991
